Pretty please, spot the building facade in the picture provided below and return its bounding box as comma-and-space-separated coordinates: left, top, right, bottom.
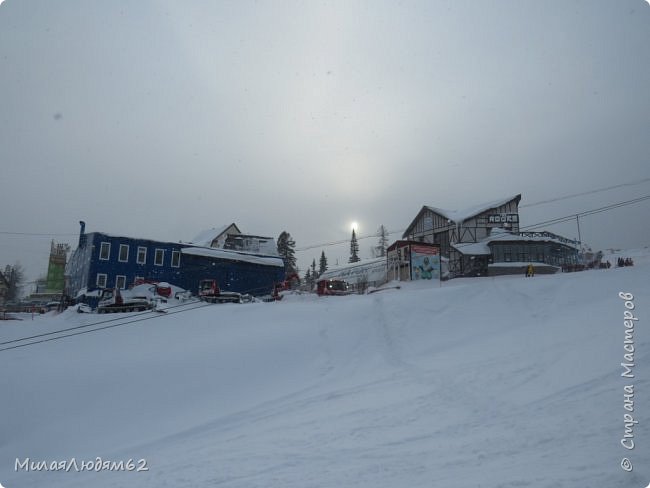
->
65, 222, 285, 298
403, 195, 579, 277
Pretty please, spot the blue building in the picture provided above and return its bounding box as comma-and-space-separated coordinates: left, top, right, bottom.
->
65, 222, 285, 298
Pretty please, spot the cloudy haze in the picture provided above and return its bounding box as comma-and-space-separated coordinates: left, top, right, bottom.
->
1, 0, 649, 283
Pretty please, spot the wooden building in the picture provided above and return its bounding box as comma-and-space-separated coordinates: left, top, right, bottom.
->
403, 195, 522, 277
402, 195, 579, 277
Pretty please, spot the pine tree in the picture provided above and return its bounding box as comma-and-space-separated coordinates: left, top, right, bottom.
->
304, 269, 312, 290
311, 258, 317, 280
276, 231, 297, 274
3, 262, 25, 303
319, 250, 328, 274
349, 229, 360, 263
375, 225, 389, 257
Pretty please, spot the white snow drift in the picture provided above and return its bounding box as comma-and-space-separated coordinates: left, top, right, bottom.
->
1, 249, 649, 487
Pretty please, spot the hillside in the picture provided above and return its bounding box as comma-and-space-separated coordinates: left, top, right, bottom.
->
1, 251, 649, 487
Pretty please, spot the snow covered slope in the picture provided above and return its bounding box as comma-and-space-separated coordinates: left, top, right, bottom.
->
1, 252, 649, 487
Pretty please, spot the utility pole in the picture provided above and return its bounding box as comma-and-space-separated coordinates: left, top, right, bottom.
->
576, 214, 582, 264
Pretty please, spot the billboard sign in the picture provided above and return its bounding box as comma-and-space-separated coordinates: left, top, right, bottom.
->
410, 245, 440, 281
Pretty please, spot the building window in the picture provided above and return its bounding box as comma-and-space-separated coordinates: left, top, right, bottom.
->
154, 249, 164, 266
115, 275, 126, 290
99, 242, 111, 261
137, 247, 147, 265
118, 244, 129, 262
171, 250, 180, 268
96, 273, 107, 288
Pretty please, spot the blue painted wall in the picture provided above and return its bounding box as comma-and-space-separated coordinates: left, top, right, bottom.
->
66, 232, 285, 298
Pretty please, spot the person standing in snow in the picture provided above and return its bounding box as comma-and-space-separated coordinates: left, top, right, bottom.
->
526, 263, 535, 277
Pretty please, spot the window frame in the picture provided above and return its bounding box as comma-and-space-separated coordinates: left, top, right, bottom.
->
96, 273, 108, 288
99, 242, 111, 261
171, 250, 181, 268
115, 275, 127, 290
137, 246, 147, 265
118, 244, 129, 263
154, 249, 165, 266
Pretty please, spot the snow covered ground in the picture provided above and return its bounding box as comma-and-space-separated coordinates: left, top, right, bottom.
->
1, 249, 649, 487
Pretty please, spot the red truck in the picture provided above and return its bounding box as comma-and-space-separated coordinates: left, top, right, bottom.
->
316, 279, 351, 296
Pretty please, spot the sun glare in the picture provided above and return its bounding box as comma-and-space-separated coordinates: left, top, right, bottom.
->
351, 221, 359, 232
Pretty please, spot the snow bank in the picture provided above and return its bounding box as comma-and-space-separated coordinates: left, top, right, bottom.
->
1, 250, 649, 487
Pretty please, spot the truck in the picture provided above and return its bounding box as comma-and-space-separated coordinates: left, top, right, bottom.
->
316, 279, 351, 296
96, 287, 152, 313
198, 279, 244, 304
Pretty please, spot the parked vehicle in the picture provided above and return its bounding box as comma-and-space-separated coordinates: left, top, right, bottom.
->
316, 279, 351, 296
198, 279, 243, 304
97, 288, 152, 313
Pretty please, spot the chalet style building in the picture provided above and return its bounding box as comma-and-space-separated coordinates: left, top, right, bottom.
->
402, 194, 579, 277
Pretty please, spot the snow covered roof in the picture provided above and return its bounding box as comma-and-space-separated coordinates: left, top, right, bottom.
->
190, 224, 240, 247
403, 195, 521, 238
425, 194, 521, 224
181, 246, 284, 268
487, 229, 579, 248
451, 241, 491, 255
452, 229, 579, 255
318, 258, 387, 284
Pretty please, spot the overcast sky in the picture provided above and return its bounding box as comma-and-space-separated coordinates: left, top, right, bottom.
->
1, 0, 649, 284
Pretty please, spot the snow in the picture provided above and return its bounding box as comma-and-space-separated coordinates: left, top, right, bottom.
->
189, 224, 237, 248
452, 228, 579, 257
181, 246, 285, 267
425, 194, 520, 224
319, 258, 387, 285
488, 261, 560, 268
451, 240, 491, 255
1, 249, 649, 487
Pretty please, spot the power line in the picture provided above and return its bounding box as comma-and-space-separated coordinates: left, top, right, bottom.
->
520, 177, 650, 208
524, 195, 650, 230
0, 302, 214, 353
0, 231, 78, 237
444, 194, 650, 253
0, 279, 283, 352
296, 184, 650, 253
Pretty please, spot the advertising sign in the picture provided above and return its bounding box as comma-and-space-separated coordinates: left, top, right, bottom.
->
410, 245, 440, 281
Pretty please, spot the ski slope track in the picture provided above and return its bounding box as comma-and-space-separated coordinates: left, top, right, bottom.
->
1, 250, 650, 487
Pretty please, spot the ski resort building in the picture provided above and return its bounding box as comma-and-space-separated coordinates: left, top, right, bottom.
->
65, 222, 285, 298
386, 241, 445, 281
317, 257, 388, 291
402, 195, 580, 277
